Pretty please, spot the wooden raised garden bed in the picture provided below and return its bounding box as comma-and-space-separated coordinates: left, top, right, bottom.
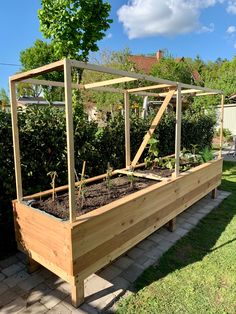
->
10, 59, 224, 307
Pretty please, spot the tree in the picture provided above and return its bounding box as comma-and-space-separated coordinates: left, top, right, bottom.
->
0, 89, 9, 111
38, 0, 112, 114
19, 40, 63, 103
150, 57, 192, 84
38, 0, 112, 65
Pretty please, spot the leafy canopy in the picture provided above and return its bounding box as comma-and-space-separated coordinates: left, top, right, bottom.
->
38, 0, 112, 61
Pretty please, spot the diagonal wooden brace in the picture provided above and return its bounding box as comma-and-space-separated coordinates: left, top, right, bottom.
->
131, 88, 176, 168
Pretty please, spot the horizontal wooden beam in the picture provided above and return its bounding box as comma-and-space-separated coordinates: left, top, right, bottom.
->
83, 77, 137, 89
195, 92, 218, 96
70, 59, 178, 86
114, 169, 168, 181
127, 84, 172, 93
23, 78, 124, 94
10, 60, 64, 82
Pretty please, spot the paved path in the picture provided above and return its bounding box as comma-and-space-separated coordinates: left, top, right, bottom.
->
0, 190, 230, 314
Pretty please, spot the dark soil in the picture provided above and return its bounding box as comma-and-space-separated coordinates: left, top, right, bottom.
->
31, 168, 173, 220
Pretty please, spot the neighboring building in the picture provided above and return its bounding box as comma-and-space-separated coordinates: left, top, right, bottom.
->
17, 97, 65, 108
128, 50, 201, 83
216, 103, 236, 136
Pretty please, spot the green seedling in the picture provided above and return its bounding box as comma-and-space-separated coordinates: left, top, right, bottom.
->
145, 135, 159, 169
78, 161, 87, 210
47, 171, 57, 201
106, 162, 113, 198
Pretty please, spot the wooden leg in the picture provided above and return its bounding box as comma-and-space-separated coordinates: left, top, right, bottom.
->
167, 217, 176, 232
71, 280, 84, 308
211, 188, 218, 199
27, 256, 40, 274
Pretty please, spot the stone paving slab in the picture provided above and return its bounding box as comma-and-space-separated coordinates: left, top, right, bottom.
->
0, 190, 230, 313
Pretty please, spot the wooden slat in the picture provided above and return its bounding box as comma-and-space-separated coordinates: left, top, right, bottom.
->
131, 88, 176, 167
9, 81, 23, 201
114, 169, 167, 181
219, 95, 225, 159
10, 60, 64, 82
127, 84, 172, 93
23, 78, 125, 94
174, 84, 182, 177
64, 59, 76, 223
83, 77, 137, 89
124, 92, 131, 167
196, 92, 218, 96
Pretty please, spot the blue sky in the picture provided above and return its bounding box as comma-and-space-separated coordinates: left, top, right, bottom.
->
1, 0, 236, 92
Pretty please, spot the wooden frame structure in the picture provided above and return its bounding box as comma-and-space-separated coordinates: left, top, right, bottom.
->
10, 59, 224, 307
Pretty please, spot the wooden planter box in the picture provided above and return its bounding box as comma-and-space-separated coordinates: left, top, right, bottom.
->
13, 158, 222, 306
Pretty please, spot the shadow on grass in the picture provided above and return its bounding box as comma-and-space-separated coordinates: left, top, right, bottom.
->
133, 161, 236, 292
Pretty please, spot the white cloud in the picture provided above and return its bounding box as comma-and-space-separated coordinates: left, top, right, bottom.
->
106, 33, 113, 39
227, 0, 236, 13
117, 0, 223, 39
198, 23, 215, 33
227, 25, 236, 33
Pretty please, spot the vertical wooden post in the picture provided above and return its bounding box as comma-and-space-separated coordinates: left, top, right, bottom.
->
167, 217, 177, 232
124, 91, 131, 168
27, 257, 40, 273
71, 280, 84, 307
9, 80, 23, 201
219, 94, 224, 159
174, 84, 182, 177
211, 188, 218, 199
64, 59, 76, 223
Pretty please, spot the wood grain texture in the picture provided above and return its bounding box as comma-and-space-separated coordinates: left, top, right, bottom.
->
71, 159, 222, 277
13, 202, 72, 276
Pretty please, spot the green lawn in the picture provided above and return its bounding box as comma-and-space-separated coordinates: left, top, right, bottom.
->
116, 161, 236, 314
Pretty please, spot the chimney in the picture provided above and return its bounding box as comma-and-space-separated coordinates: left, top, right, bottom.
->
156, 50, 163, 60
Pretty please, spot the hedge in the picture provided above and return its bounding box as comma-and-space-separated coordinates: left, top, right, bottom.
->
0, 106, 215, 258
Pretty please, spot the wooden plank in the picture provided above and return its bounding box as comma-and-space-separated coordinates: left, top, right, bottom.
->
64, 59, 76, 223
159, 88, 204, 97
124, 91, 131, 167
10, 60, 64, 82
73, 172, 221, 277
196, 92, 218, 96
219, 94, 225, 159
23, 79, 125, 94
174, 84, 182, 177
83, 77, 137, 89
13, 202, 72, 275
114, 169, 167, 181
131, 88, 176, 168
127, 84, 172, 93
9, 80, 23, 201
71, 160, 222, 261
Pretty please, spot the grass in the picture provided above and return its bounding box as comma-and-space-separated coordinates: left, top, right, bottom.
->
116, 161, 236, 314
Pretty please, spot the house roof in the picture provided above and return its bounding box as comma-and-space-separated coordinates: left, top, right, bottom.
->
128, 55, 157, 74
